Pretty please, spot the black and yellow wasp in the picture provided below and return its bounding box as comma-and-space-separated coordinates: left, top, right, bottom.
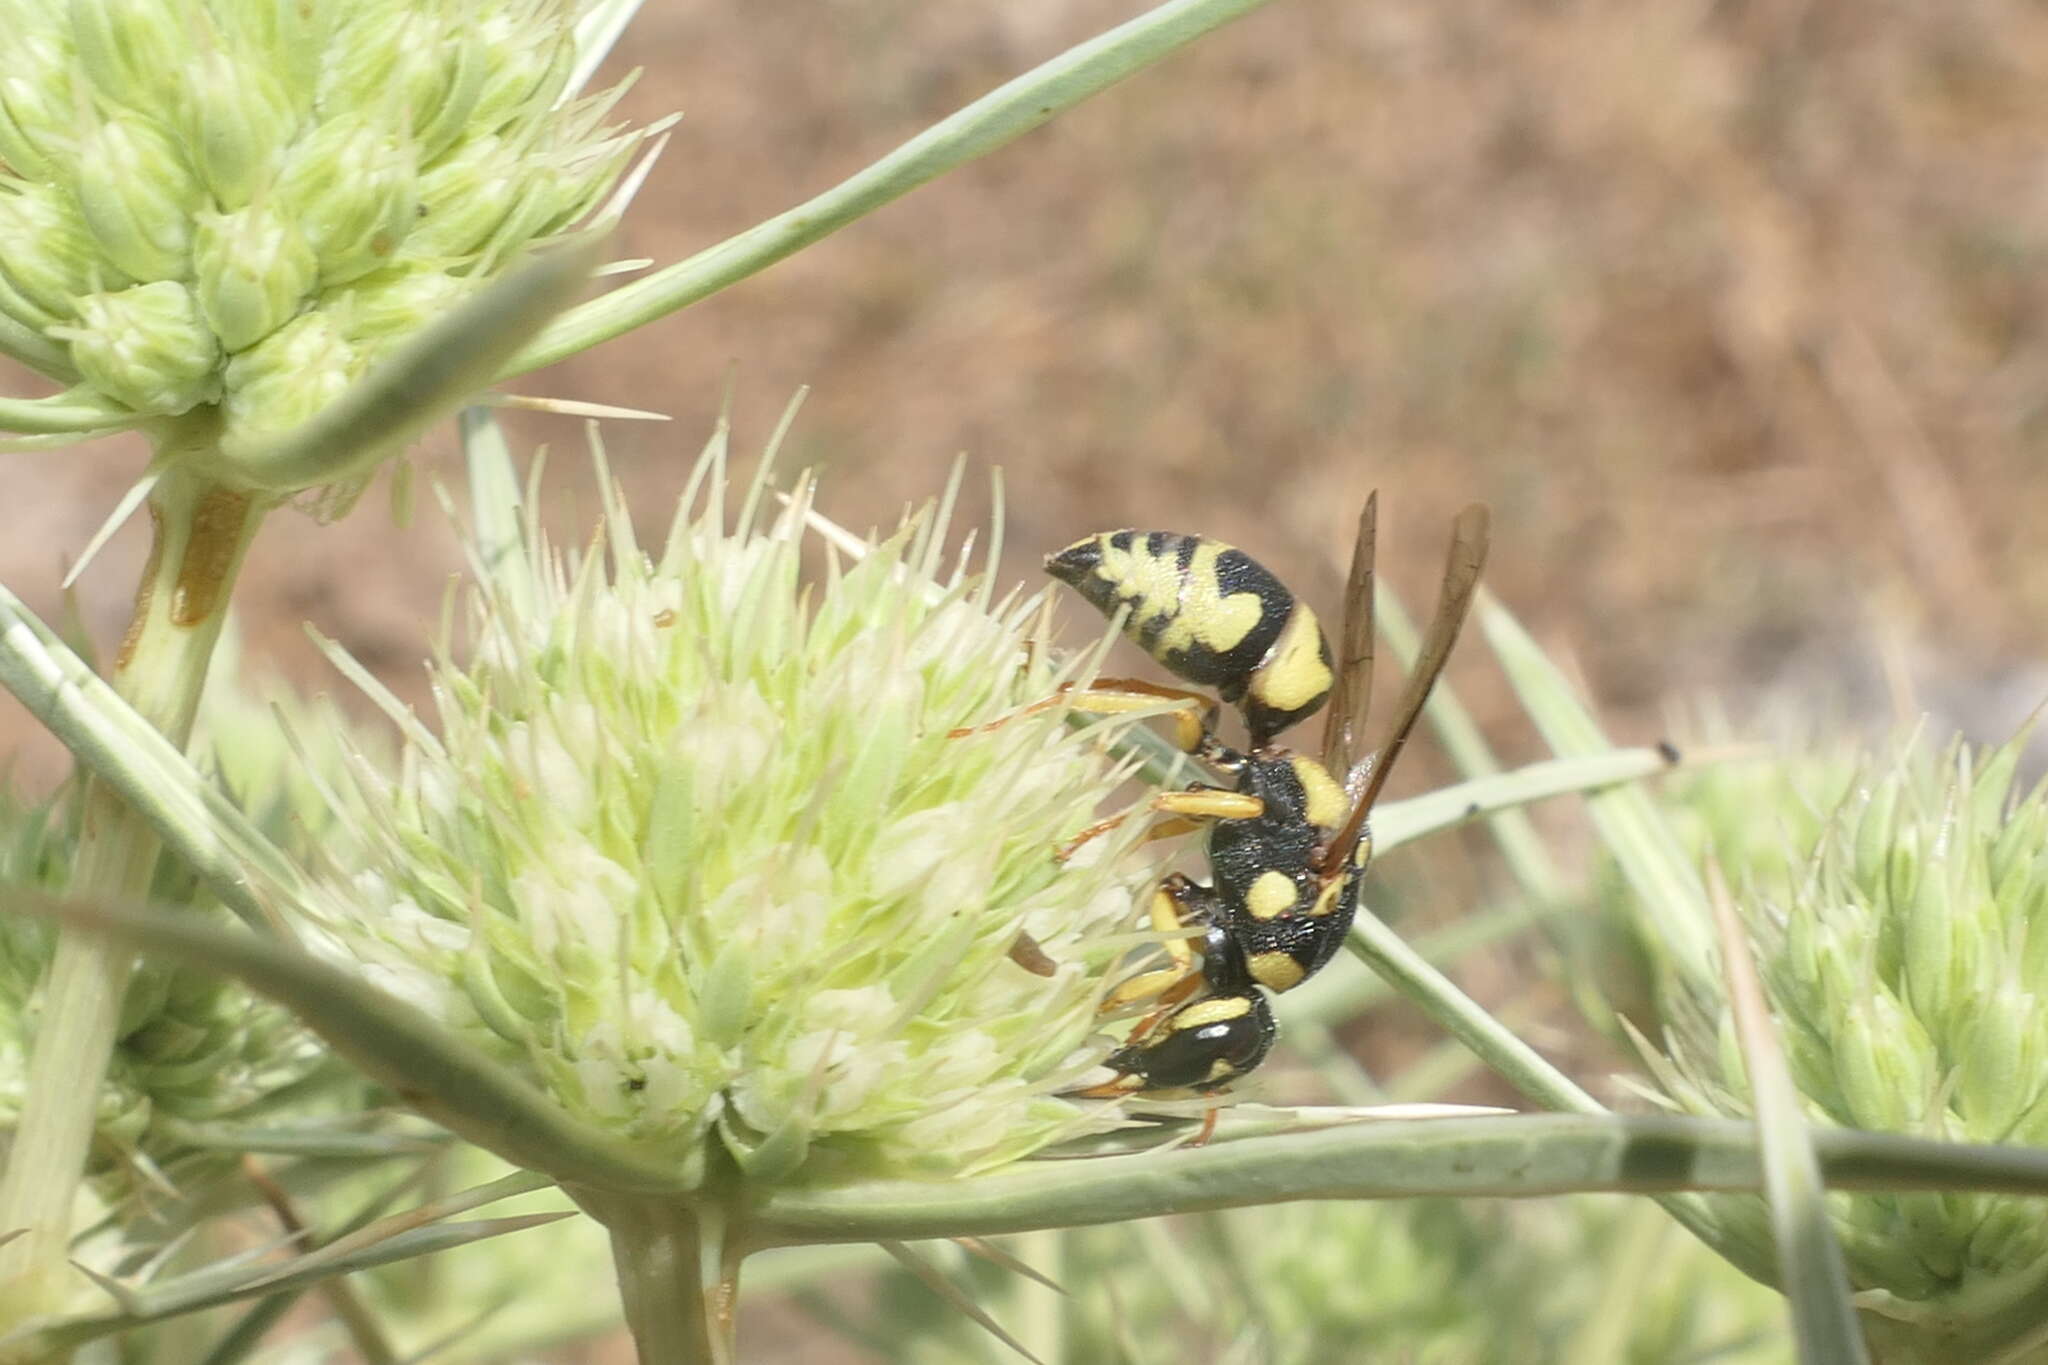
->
1026, 495, 1491, 1106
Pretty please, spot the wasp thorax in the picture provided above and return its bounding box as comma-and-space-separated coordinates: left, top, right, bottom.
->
1046, 530, 1334, 749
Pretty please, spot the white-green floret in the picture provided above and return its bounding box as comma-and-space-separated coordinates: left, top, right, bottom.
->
0, 0, 646, 481
308, 451, 1169, 1185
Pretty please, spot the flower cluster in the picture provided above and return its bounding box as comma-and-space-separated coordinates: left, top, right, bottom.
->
0, 0, 641, 473
305, 456, 1170, 1187
1628, 728, 2048, 1345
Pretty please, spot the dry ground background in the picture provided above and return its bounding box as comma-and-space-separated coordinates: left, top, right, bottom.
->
5, 0, 2048, 1358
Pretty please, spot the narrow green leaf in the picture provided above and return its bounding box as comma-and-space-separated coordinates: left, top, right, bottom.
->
224, 238, 602, 494
0, 386, 139, 435
1344, 904, 1605, 1117
0, 311, 75, 379
507, 0, 1277, 374
1373, 746, 1681, 855
750, 1113, 2048, 1248
3, 890, 696, 1194
39, 1214, 572, 1350
566, 0, 648, 98
881, 1241, 1046, 1365
1480, 593, 1719, 980
0, 582, 303, 931
1708, 869, 1870, 1363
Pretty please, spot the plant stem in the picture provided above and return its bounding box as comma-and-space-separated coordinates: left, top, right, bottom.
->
0, 445, 266, 1333
573, 1188, 741, 1365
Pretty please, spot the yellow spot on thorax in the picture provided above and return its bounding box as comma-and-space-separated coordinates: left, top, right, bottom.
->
1245, 869, 1299, 921
1249, 604, 1332, 712
1249, 952, 1307, 992
1289, 756, 1348, 833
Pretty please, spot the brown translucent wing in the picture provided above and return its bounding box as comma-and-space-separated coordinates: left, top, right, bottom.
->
1320, 491, 1378, 781
1317, 503, 1491, 879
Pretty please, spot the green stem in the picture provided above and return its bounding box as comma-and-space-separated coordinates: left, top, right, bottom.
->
0, 442, 266, 1334
504, 0, 1277, 376
572, 1189, 740, 1365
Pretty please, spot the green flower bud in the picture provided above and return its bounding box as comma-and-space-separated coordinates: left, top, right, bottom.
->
465, 10, 576, 138
68, 0, 185, 113
408, 133, 524, 260
272, 117, 419, 285
1831, 987, 1932, 1133
0, 28, 79, 181
320, 7, 476, 162
59, 281, 219, 415
193, 204, 317, 352
329, 268, 475, 347
1953, 982, 2036, 1137
173, 44, 300, 209
73, 107, 204, 281
0, 182, 103, 324
220, 310, 357, 453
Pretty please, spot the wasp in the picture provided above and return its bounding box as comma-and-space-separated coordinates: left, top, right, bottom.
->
1029, 496, 1491, 1107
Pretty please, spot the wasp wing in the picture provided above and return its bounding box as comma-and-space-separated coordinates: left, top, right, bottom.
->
1317, 503, 1490, 879
1321, 491, 1378, 784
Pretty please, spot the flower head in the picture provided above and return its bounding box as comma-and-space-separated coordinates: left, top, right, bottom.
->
1624, 726, 2048, 1350
1, 0, 644, 482
307, 444, 1171, 1187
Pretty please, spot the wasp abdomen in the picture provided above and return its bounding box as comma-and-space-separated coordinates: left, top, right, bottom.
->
1046, 530, 1335, 748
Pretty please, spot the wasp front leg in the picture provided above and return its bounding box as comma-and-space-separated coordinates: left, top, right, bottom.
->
1056, 784, 1263, 862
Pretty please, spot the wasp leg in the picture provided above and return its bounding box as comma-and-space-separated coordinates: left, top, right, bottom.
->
949, 677, 1223, 756
1098, 874, 1212, 1016
1057, 786, 1264, 862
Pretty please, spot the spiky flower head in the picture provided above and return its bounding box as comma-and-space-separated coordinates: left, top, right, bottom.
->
305, 443, 1171, 1191
0, 0, 643, 488
1625, 727, 2048, 1360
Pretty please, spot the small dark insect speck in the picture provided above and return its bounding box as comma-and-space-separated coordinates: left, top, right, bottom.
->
1656, 739, 1682, 765
1463, 802, 1480, 819
626, 1076, 647, 1092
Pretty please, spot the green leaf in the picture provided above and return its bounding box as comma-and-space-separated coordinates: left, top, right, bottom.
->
34, 1214, 572, 1352
1479, 593, 1719, 981
0, 581, 303, 932
748, 1113, 2048, 1248
506, 0, 1279, 374
219, 238, 602, 494
0, 386, 140, 436
1708, 869, 1870, 1363
1373, 747, 1682, 855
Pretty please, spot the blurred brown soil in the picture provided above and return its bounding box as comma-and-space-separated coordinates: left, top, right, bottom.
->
5, 2, 2048, 1357
9, 0, 2047, 792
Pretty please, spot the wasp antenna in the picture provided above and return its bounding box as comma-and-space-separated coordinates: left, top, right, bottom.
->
1320, 491, 1378, 779
1318, 503, 1490, 878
